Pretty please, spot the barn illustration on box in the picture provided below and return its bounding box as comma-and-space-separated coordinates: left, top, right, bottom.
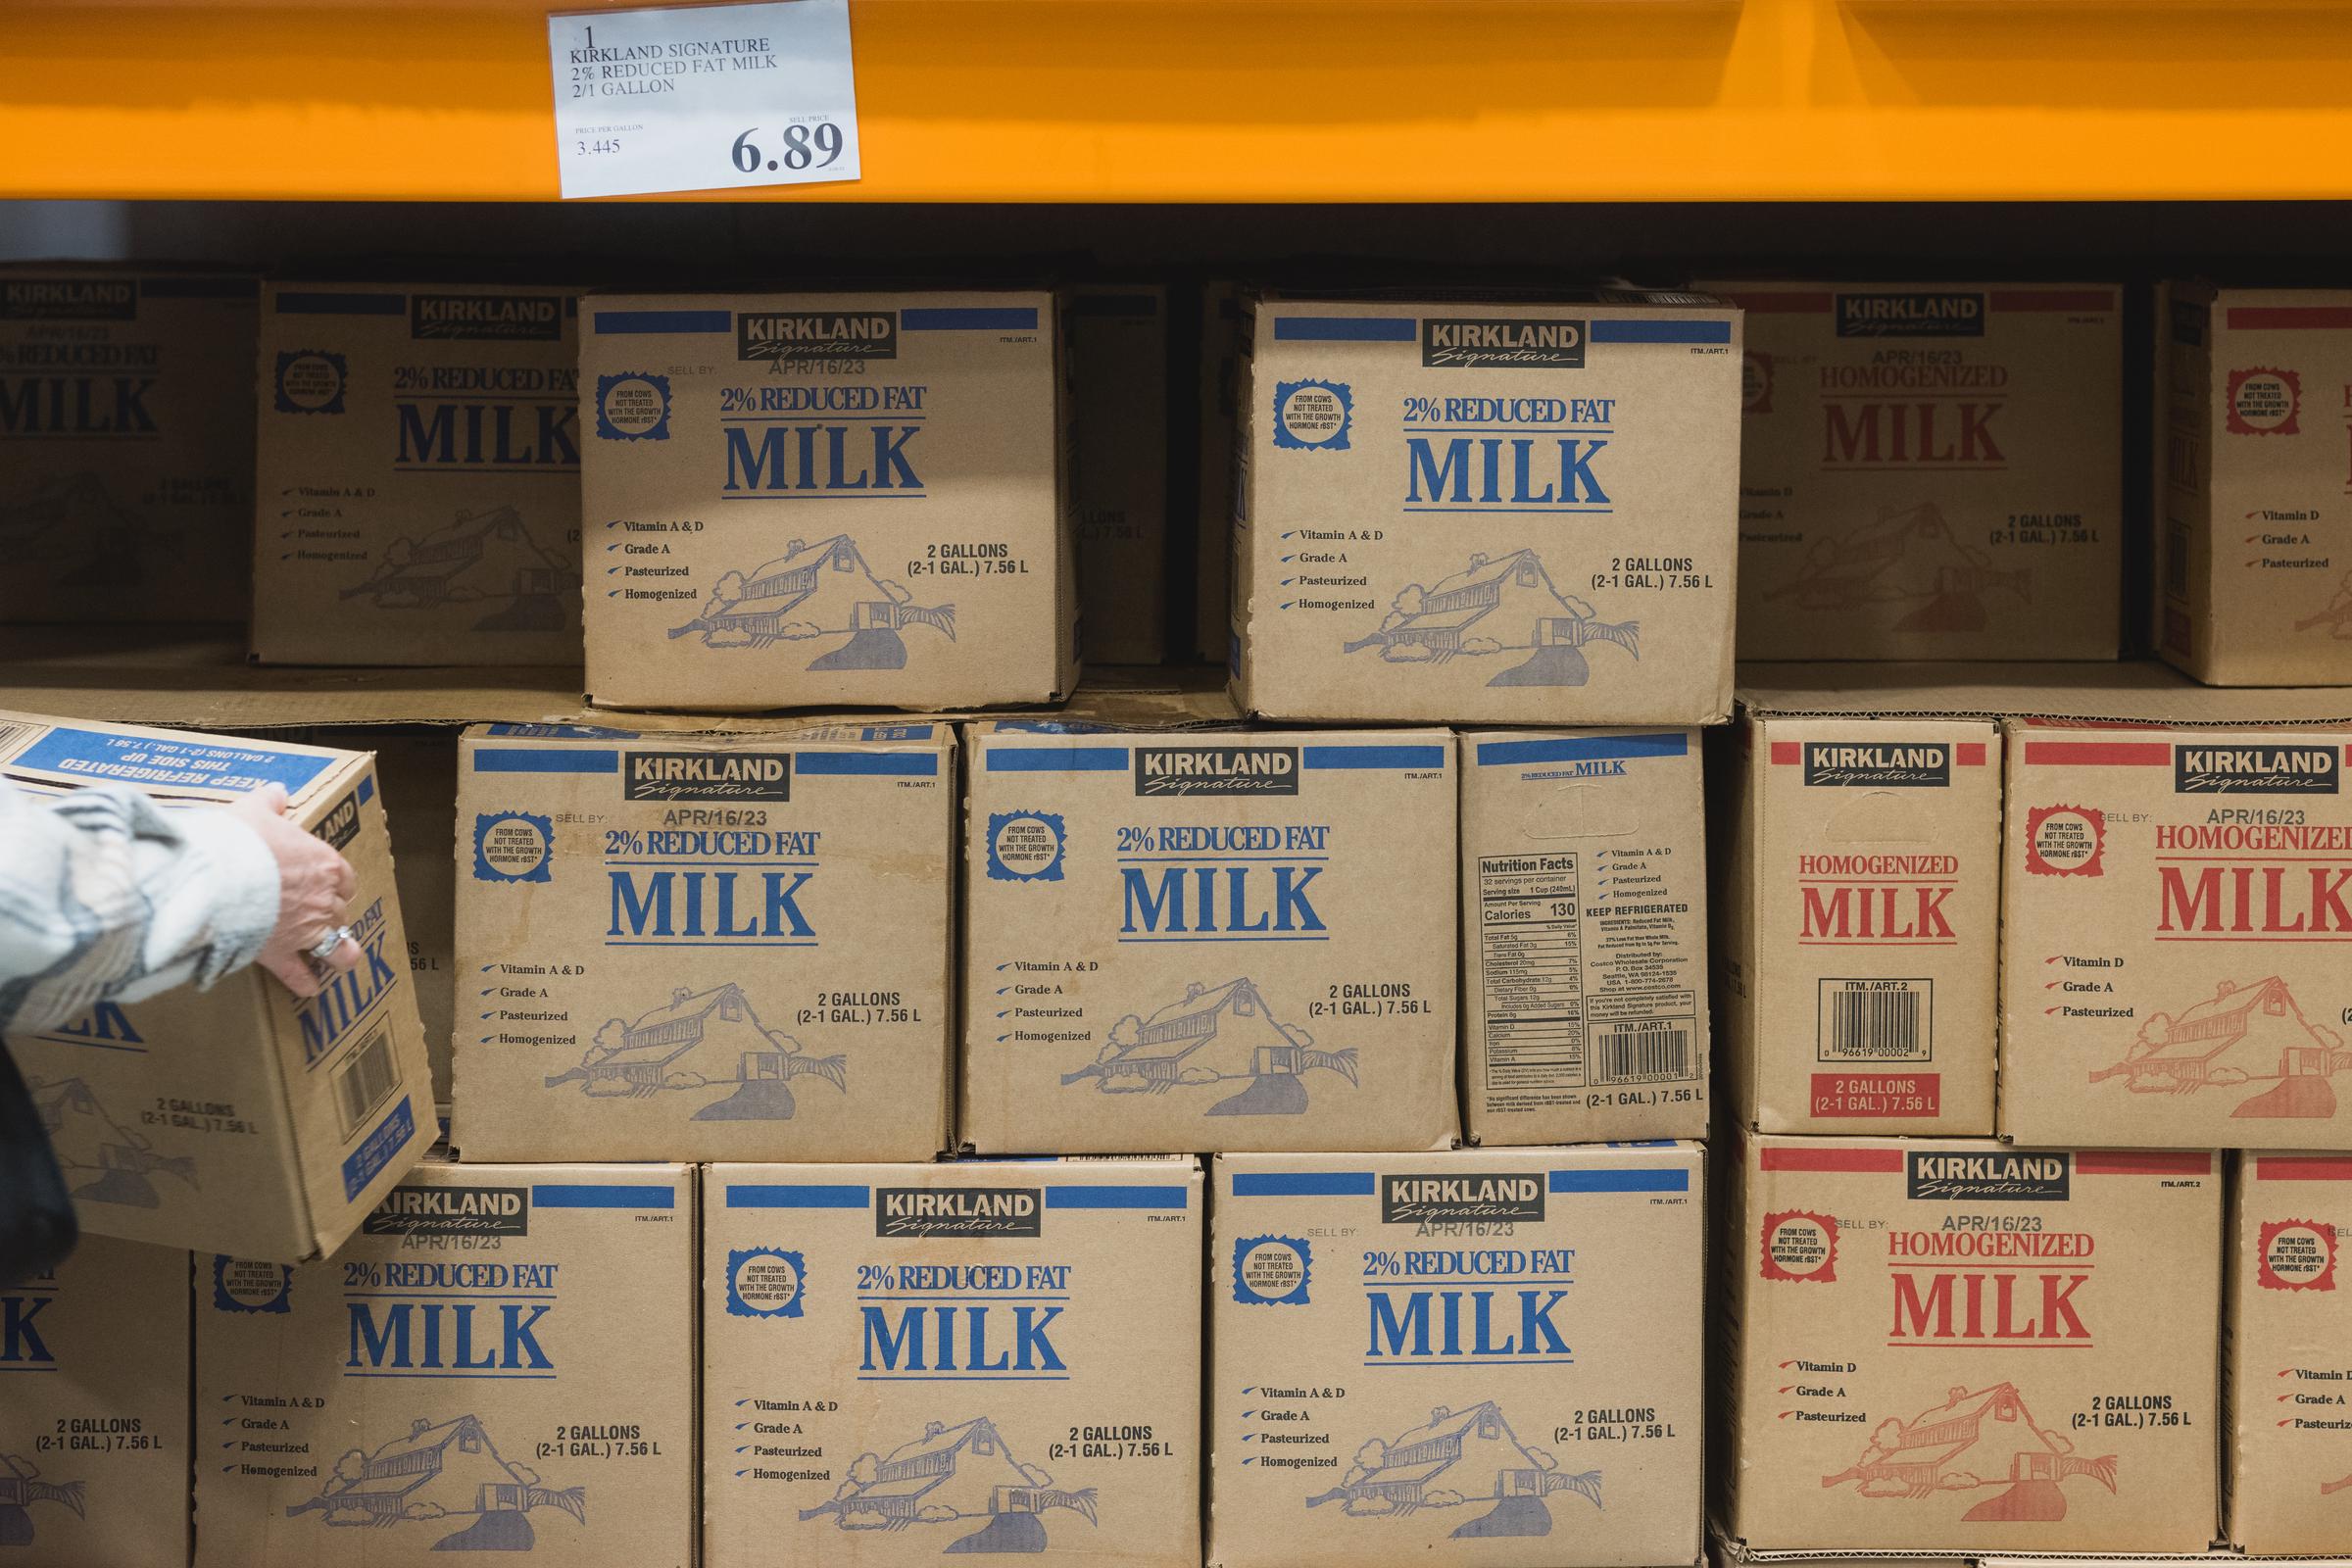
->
2091, 975, 2351, 1119
1061, 978, 1356, 1117
287, 1414, 585, 1552
0, 471, 163, 591
28, 1075, 196, 1207
2295, 570, 2352, 641
1765, 502, 2028, 634
339, 505, 576, 631
0, 1452, 84, 1548
1307, 1400, 1601, 1539
1823, 1383, 2117, 1522
800, 1416, 1099, 1554
545, 983, 847, 1121
668, 535, 954, 670
1345, 548, 1638, 688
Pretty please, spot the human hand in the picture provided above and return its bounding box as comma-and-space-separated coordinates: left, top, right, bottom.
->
227, 784, 361, 999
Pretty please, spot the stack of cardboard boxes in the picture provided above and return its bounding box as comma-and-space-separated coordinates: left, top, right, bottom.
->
6, 269, 2352, 1568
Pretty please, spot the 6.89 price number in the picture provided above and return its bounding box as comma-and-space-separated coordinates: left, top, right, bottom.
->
731, 122, 847, 173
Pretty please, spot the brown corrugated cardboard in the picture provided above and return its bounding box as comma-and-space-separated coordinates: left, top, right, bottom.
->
701, 1157, 1201, 1568
1208, 1144, 1704, 1568
0, 267, 256, 624
2158, 285, 2352, 685
194, 1160, 694, 1567
960, 723, 1457, 1153
1998, 716, 2352, 1147
1070, 285, 1170, 663
453, 718, 955, 1161
578, 290, 1076, 711
1459, 728, 1708, 1144
1231, 291, 1740, 724
1722, 1136, 2223, 1555
250, 282, 582, 665
368, 727, 459, 1117
0, 710, 433, 1260
1715, 712, 2001, 1136
1196, 281, 1245, 665
1717, 282, 2123, 662
2230, 1152, 2352, 1556
0, 1236, 190, 1568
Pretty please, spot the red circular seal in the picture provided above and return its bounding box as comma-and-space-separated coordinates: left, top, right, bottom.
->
2258, 1219, 2337, 1292
2227, 367, 2301, 435
1759, 1210, 1838, 1283
2025, 804, 2105, 877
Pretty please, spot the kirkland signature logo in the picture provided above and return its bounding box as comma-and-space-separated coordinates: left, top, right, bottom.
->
737, 311, 898, 364
1422, 318, 1585, 369
1135, 746, 1299, 798
2173, 745, 2340, 796
363, 1184, 531, 1238
1803, 742, 1951, 788
622, 751, 792, 803
1379, 1173, 1546, 1225
0, 278, 136, 321
410, 293, 564, 342
1906, 1152, 2071, 1202
876, 1188, 1043, 1240
1836, 292, 1985, 339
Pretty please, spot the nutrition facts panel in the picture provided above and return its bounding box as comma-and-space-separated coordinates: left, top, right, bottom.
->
1477, 851, 1698, 1097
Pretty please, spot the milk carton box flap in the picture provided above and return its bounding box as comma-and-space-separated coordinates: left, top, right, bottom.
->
0, 707, 362, 808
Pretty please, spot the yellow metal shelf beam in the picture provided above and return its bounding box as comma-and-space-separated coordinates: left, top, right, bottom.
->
4, 0, 2349, 203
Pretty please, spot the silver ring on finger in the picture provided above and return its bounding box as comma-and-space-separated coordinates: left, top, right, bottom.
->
306, 925, 355, 963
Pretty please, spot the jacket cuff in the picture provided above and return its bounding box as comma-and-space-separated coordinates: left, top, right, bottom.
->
177, 809, 283, 985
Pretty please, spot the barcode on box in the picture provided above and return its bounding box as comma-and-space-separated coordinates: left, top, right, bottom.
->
0, 721, 36, 764
1593, 1023, 1691, 1085
333, 1023, 400, 1138
1818, 978, 1931, 1062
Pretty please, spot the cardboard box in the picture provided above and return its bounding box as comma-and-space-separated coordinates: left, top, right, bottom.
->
960, 723, 1457, 1153
250, 281, 583, 665
0, 267, 256, 624
0, 1237, 190, 1568
579, 290, 1076, 711
453, 718, 955, 1161
195, 1160, 695, 1568
2230, 1152, 2352, 1556
1715, 710, 2002, 1136
1196, 281, 1246, 665
369, 727, 459, 1121
1231, 291, 1741, 724
0, 710, 434, 1260
702, 1157, 1201, 1568
1459, 727, 1709, 1144
1721, 1135, 2223, 1555
2158, 285, 2352, 685
1998, 713, 2352, 1147
1208, 1144, 1705, 1568
1717, 282, 2124, 662
1070, 286, 1171, 663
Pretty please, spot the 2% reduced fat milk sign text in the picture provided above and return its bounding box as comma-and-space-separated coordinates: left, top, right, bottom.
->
549, 0, 860, 198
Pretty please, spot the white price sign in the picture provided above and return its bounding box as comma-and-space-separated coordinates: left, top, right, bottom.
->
549, 0, 860, 199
